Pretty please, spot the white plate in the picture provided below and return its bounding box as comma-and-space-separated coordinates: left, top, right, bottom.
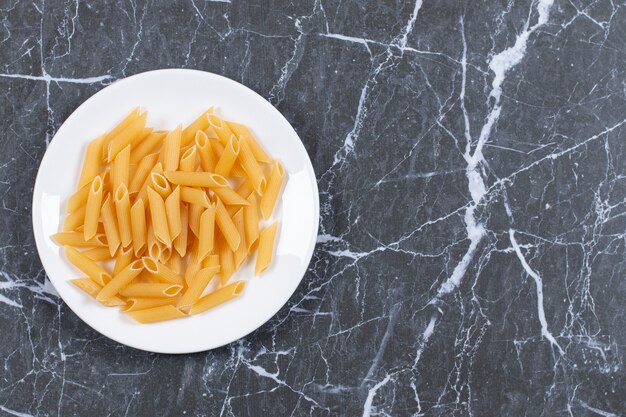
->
32, 69, 319, 353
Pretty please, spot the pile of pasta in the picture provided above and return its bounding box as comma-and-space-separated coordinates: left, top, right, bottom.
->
51, 107, 285, 323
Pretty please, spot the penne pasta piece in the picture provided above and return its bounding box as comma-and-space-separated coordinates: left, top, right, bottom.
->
101, 194, 121, 256
236, 180, 255, 200
121, 297, 175, 312
142, 257, 184, 285
178, 266, 219, 309
227, 121, 272, 163
244, 193, 260, 253
214, 135, 239, 177
96, 259, 144, 301
129, 152, 159, 194
150, 172, 171, 199
113, 246, 134, 276
112, 144, 131, 192
126, 305, 188, 323
255, 222, 279, 275
51, 232, 107, 248
65, 246, 111, 286
188, 203, 204, 238
181, 108, 212, 147
130, 199, 147, 256
184, 241, 203, 285
164, 171, 229, 188
206, 114, 234, 146
179, 145, 197, 172
197, 204, 216, 259
136, 162, 164, 202
201, 254, 220, 269
232, 209, 247, 269
84, 176, 104, 241
131, 127, 154, 148
147, 187, 171, 246
104, 107, 141, 143
160, 125, 182, 171
120, 283, 182, 298
210, 139, 246, 177
165, 186, 182, 240
226, 204, 240, 218
158, 243, 172, 263
66, 183, 90, 214
82, 247, 113, 262
114, 184, 132, 248
212, 186, 250, 206
168, 251, 183, 274
71, 278, 125, 307
130, 131, 168, 164
195, 130, 217, 172
147, 221, 160, 260
77, 134, 106, 189
180, 187, 211, 207
237, 137, 267, 194
189, 281, 246, 315
174, 203, 189, 257
106, 112, 147, 162
215, 198, 241, 251
61, 206, 89, 232
218, 234, 235, 285
260, 161, 285, 220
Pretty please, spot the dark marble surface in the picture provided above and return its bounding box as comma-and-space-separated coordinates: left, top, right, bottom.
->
1, 0, 625, 415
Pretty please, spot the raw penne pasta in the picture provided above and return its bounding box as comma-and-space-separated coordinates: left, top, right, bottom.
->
71, 278, 125, 307
165, 186, 182, 241
121, 297, 175, 312
218, 235, 235, 285
232, 209, 247, 269
147, 221, 160, 260
114, 184, 132, 247
147, 187, 171, 246
77, 134, 106, 189
236, 180, 255, 200
82, 247, 113, 262
260, 161, 285, 220
189, 281, 246, 315
195, 131, 217, 172
101, 194, 121, 256
126, 305, 188, 323
197, 204, 215, 259
207, 114, 234, 146
160, 125, 182, 171
184, 242, 203, 285
214, 135, 239, 177
142, 257, 184, 285
130, 199, 147, 256
180, 187, 211, 207
255, 222, 278, 275
149, 172, 171, 199
84, 176, 104, 240
51, 232, 107, 248
65, 246, 111, 286
129, 152, 159, 194
188, 203, 204, 238
181, 108, 212, 147
212, 186, 250, 206
136, 162, 164, 202
130, 131, 167, 164
113, 246, 134, 276
66, 183, 90, 214
237, 137, 266, 194
210, 139, 246, 177
106, 112, 147, 162
244, 193, 260, 252
96, 259, 144, 301
227, 121, 272, 163
104, 107, 141, 143
202, 254, 220, 269
158, 243, 172, 263
173, 204, 188, 257
215, 198, 241, 251
120, 283, 182, 298
164, 171, 228, 188
112, 144, 131, 192
179, 146, 197, 172
178, 266, 219, 309
168, 251, 183, 274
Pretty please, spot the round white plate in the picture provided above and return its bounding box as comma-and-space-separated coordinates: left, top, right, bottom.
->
32, 69, 319, 353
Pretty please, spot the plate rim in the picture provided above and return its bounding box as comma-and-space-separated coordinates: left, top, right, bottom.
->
31, 68, 319, 354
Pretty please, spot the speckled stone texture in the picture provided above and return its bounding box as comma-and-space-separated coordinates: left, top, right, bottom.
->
1, 0, 625, 416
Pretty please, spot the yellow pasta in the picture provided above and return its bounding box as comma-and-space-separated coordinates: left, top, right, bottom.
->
178, 266, 219, 309
83, 176, 104, 241
197, 204, 216, 259
212, 186, 250, 206
165, 186, 182, 240
195, 130, 217, 172
189, 281, 246, 315
71, 278, 125, 307
130, 199, 147, 256
184, 241, 203, 285
142, 257, 184, 285
181, 108, 212, 147
65, 246, 111, 286
244, 193, 260, 252
147, 221, 160, 260
130, 130, 167, 164
136, 162, 164, 202
112, 144, 131, 192
173, 204, 188, 257
77, 134, 106, 189
218, 234, 235, 285
168, 251, 183, 274
164, 171, 228, 188
82, 247, 113, 262
113, 246, 134, 276
179, 145, 197, 172
149, 172, 171, 199
114, 184, 132, 248
121, 297, 174, 312
237, 137, 266, 194
160, 125, 182, 171
202, 254, 220, 269
106, 112, 147, 162
215, 198, 241, 251
214, 135, 239, 177
180, 187, 211, 208
188, 203, 204, 238
260, 161, 285, 220
96, 259, 144, 301
129, 152, 159, 194
66, 183, 90, 214
126, 305, 188, 323
158, 243, 172, 263
206, 114, 235, 146
147, 187, 171, 246
231, 209, 247, 269
120, 283, 182, 298
101, 195, 121, 256
104, 107, 141, 144
236, 180, 255, 201
51, 232, 107, 248
210, 139, 246, 177
227, 121, 272, 163
255, 222, 278, 275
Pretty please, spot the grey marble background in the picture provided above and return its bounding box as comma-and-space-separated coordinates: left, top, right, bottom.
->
1, 0, 625, 416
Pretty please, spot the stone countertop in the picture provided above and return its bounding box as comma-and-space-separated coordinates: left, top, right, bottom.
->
1, 1, 625, 416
